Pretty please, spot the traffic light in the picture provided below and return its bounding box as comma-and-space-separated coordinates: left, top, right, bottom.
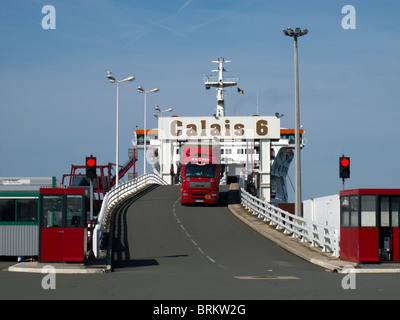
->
339, 156, 350, 179
86, 156, 97, 179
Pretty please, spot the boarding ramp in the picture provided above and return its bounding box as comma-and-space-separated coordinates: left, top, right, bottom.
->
92, 173, 168, 258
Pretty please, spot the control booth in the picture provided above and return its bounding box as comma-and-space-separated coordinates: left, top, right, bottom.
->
340, 189, 400, 263
39, 188, 88, 262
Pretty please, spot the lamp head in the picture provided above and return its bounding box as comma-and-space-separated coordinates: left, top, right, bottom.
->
107, 74, 116, 83
283, 27, 308, 38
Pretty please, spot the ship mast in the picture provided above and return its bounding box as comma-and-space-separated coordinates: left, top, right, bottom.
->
204, 58, 238, 117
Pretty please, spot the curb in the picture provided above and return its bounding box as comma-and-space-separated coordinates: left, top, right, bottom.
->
7, 261, 109, 274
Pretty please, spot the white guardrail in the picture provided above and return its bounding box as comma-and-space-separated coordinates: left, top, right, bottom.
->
93, 173, 168, 258
240, 187, 340, 257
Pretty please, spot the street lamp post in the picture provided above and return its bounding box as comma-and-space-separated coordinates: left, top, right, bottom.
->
283, 27, 308, 217
154, 105, 173, 181
138, 86, 159, 175
107, 71, 135, 188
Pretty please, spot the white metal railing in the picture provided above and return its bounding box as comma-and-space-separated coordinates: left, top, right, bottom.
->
239, 187, 340, 257
203, 76, 239, 84
92, 173, 168, 258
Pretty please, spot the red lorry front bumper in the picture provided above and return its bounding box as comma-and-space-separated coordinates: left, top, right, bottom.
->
181, 190, 219, 205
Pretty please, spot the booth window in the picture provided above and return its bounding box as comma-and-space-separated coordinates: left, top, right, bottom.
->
66, 195, 83, 227
341, 196, 350, 227
341, 195, 359, 227
42, 194, 85, 228
391, 197, 400, 227
380, 196, 400, 228
42, 195, 63, 227
350, 195, 359, 227
380, 197, 390, 227
361, 195, 376, 227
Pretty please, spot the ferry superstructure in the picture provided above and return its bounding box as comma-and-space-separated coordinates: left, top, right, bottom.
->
133, 58, 306, 204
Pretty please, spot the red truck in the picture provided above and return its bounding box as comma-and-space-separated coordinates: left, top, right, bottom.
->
180, 143, 220, 205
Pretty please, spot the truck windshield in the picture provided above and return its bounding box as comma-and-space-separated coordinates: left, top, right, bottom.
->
185, 164, 216, 178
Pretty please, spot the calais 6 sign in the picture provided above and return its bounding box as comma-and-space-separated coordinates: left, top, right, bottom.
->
159, 116, 280, 141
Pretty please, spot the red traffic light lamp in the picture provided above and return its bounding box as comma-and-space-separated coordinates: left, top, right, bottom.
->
86, 158, 96, 167
341, 157, 350, 167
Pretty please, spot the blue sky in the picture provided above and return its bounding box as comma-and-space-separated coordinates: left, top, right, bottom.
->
0, 0, 399, 201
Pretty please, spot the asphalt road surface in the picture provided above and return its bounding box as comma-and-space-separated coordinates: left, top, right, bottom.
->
1, 185, 400, 302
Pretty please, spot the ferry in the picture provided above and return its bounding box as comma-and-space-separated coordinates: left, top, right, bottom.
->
132, 58, 306, 205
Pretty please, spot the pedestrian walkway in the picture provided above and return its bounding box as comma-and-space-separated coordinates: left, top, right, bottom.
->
227, 183, 400, 274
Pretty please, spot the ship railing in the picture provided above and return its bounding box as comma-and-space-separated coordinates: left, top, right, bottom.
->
203, 76, 238, 84
239, 186, 340, 258
92, 173, 168, 258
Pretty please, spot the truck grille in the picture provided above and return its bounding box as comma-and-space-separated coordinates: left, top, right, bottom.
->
189, 181, 211, 189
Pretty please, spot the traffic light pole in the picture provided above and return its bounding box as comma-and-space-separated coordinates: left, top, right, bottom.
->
85, 156, 96, 259
88, 178, 95, 259
90, 179, 93, 221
